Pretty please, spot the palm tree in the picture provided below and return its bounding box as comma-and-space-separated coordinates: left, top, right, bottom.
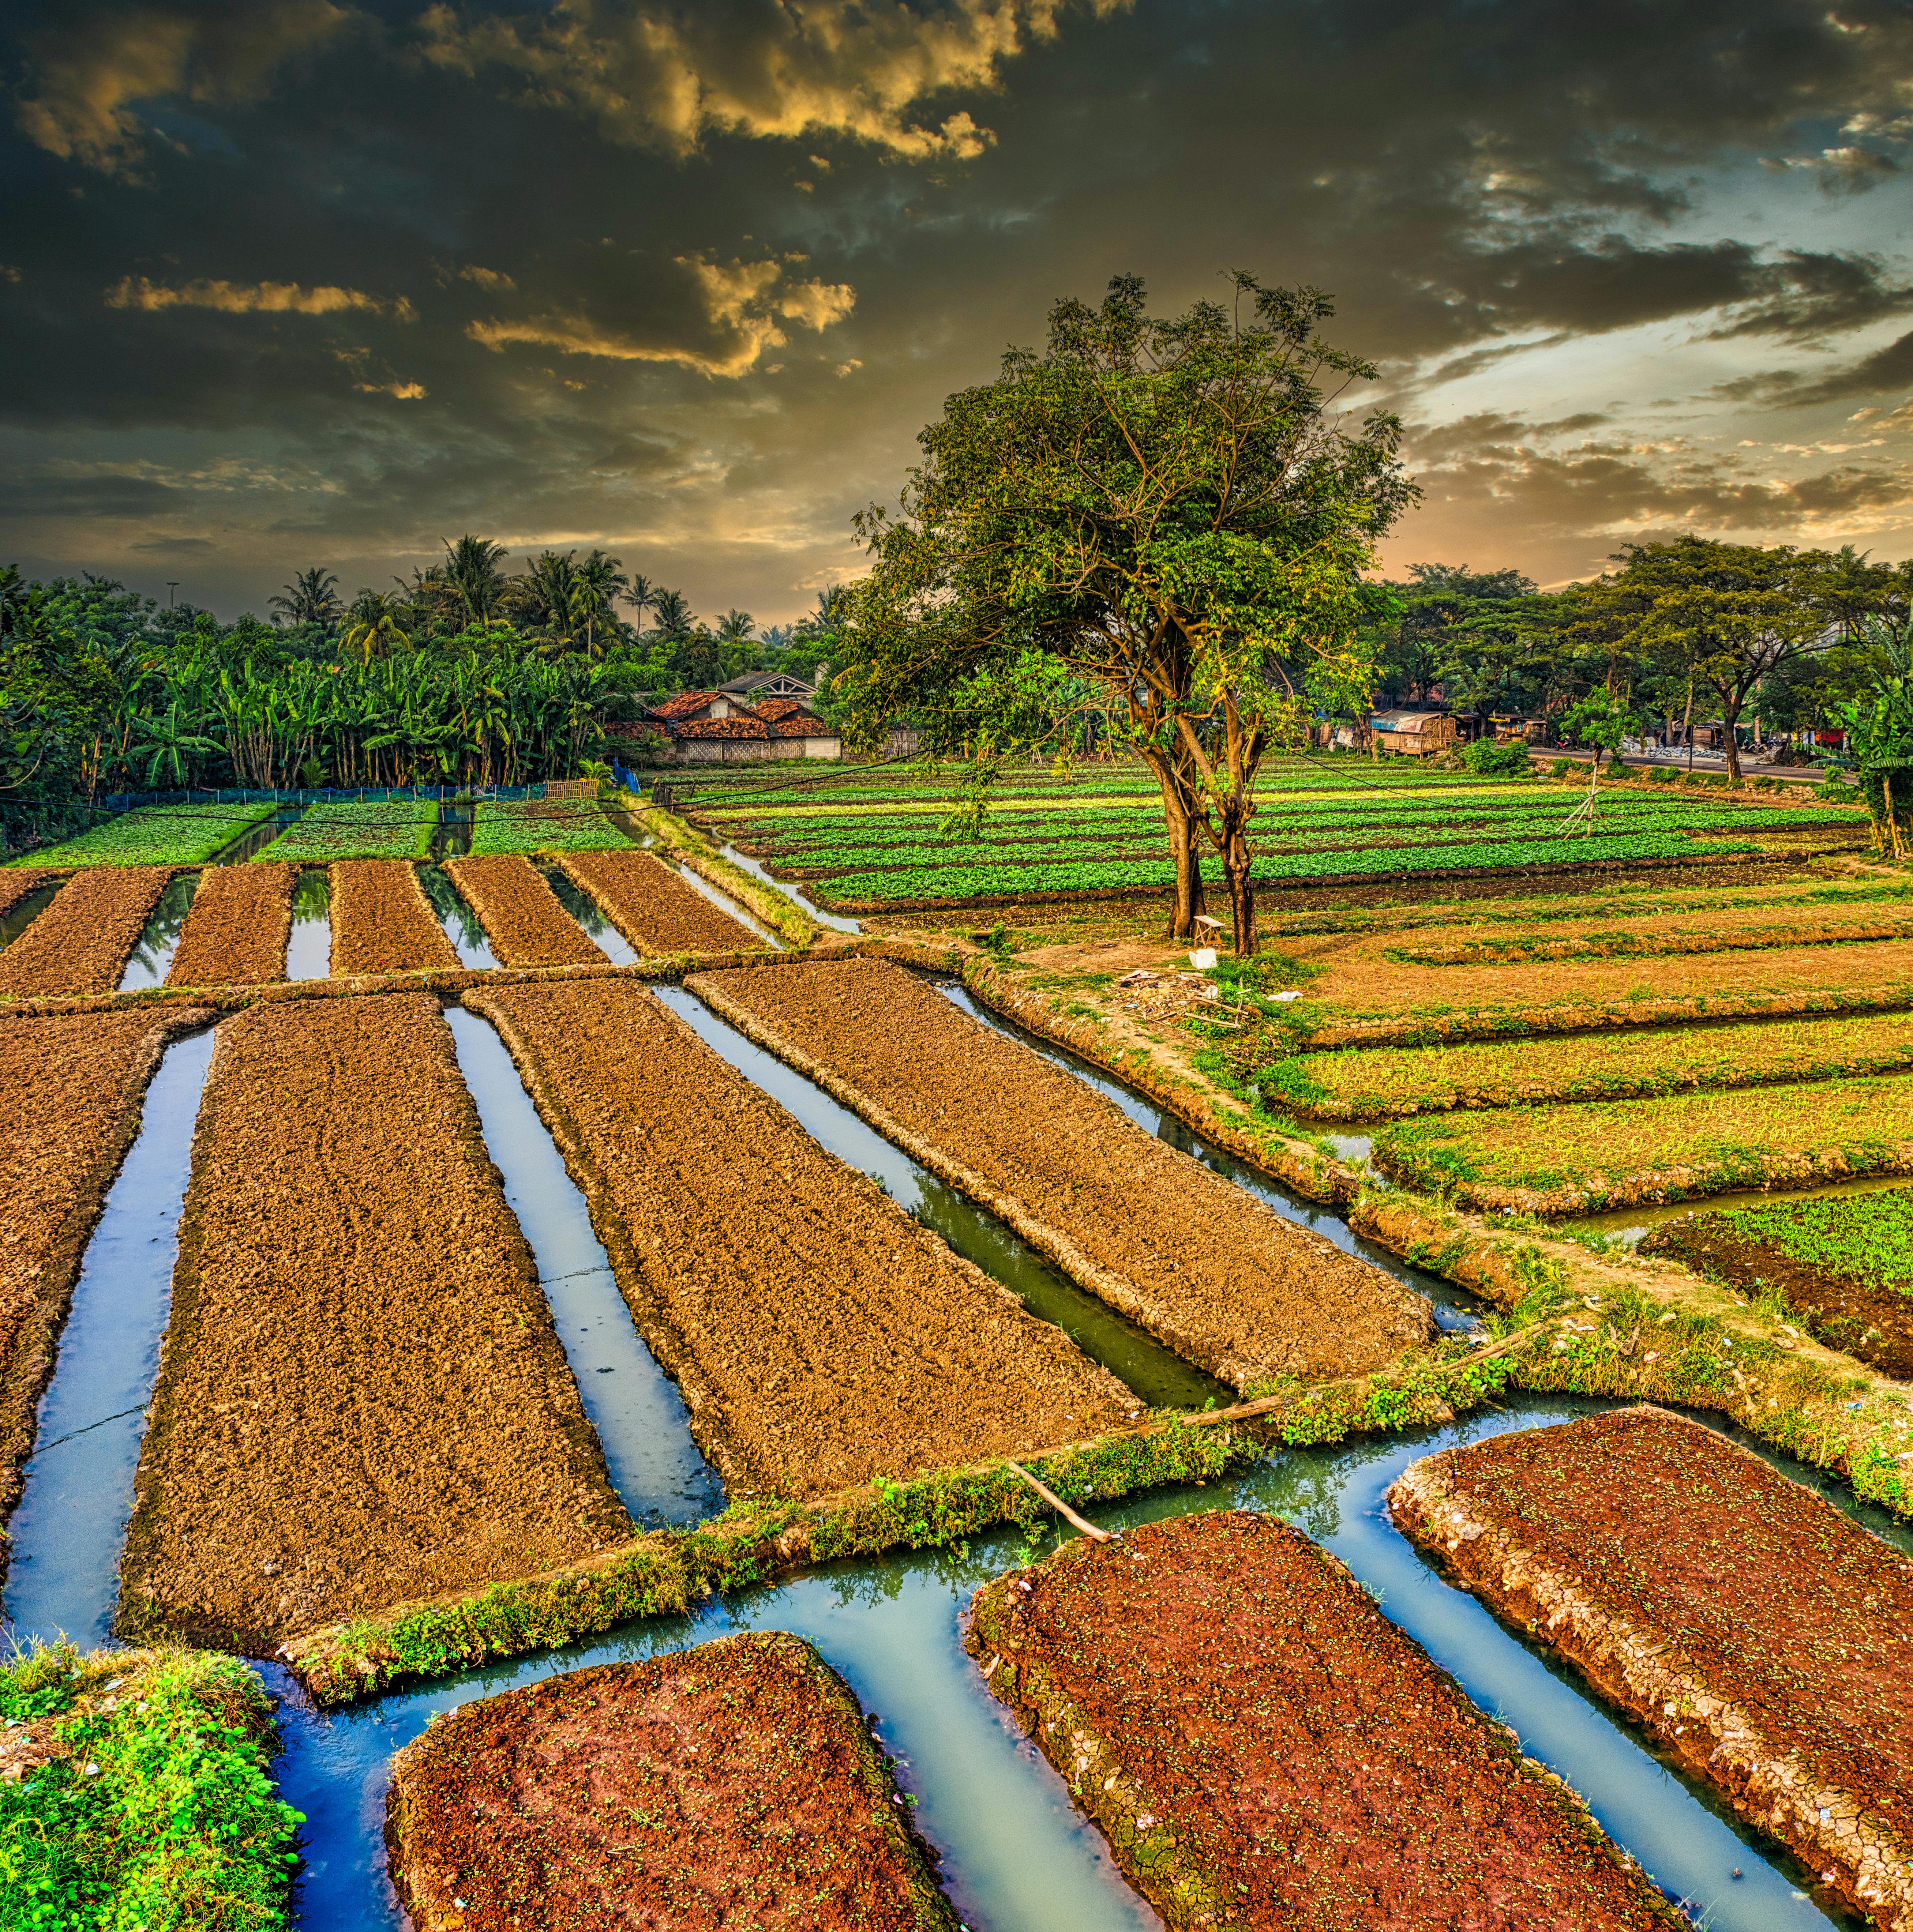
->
649, 588, 694, 637
441, 535, 511, 625
623, 572, 655, 632
342, 590, 412, 665
269, 567, 343, 631
570, 549, 629, 658
717, 609, 756, 647
510, 550, 579, 641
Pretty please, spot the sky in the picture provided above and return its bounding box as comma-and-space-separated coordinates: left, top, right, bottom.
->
5, 0, 1913, 627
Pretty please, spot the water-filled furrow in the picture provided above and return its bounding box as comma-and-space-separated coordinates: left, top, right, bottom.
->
285, 867, 332, 980
935, 980, 1485, 1332
116, 869, 199, 990
659, 856, 782, 949
417, 865, 498, 969
270, 1396, 1858, 1932
718, 839, 861, 932
443, 1007, 721, 1525
428, 807, 473, 861
538, 862, 640, 965
660, 984, 1224, 1410
0, 1026, 216, 1648
0, 879, 63, 952
211, 808, 303, 865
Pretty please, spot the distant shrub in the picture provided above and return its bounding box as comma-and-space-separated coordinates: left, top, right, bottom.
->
1461, 738, 1532, 777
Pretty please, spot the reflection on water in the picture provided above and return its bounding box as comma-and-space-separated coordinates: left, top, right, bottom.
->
417, 865, 496, 969
539, 862, 639, 965
0, 879, 63, 952
117, 870, 199, 990
1, 1028, 215, 1647
272, 1395, 1861, 1932
660, 855, 783, 950
212, 808, 302, 865
719, 839, 861, 933
1573, 1171, 1913, 1246
285, 868, 332, 980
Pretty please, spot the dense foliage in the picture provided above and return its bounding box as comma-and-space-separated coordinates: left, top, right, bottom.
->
0, 552, 845, 834
10, 800, 277, 868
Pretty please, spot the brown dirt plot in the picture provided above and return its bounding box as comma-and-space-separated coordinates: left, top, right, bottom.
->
386, 1631, 957, 1932
467, 979, 1140, 1500
1390, 1406, 1913, 1931
0, 866, 174, 998
0, 872, 52, 922
328, 859, 457, 976
164, 862, 294, 988
445, 854, 600, 968
0, 1007, 211, 1564
117, 994, 631, 1649
690, 958, 1433, 1388
967, 1509, 1682, 1931
555, 847, 759, 955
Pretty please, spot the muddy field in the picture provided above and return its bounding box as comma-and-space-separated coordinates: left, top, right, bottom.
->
555, 848, 759, 955
445, 854, 600, 968
0, 1007, 210, 1556
967, 1509, 1683, 1929
386, 1631, 957, 1932
468, 979, 1140, 1499
691, 958, 1432, 1388
117, 994, 632, 1649
1390, 1406, 1913, 1929
0, 866, 175, 997
328, 860, 458, 976
164, 862, 294, 988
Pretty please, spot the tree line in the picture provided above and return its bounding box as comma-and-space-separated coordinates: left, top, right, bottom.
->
0, 541, 848, 807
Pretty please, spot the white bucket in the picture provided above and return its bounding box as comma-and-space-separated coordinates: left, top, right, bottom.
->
1188, 947, 1218, 969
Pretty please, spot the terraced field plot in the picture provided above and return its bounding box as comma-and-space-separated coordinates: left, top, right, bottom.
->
7, 801, 278, 869
466, 795, 629, 856
0, 865, 176, 997
680, 757, 1861, 913
555, 846, 761, 955
256, 799, 438, 862
445, 853, 601, 966
329, 859, 458, 974
164, 861, 295, 987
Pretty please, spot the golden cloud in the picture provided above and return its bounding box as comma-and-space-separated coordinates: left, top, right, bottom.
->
15, 1, 353, 178
417, 0, 1128, 159
466, 253, 853, 377
108, 275, 416, 320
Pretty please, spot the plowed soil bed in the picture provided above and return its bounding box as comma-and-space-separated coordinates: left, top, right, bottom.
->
0, 865, 175, 997
468, 979, 1139, 1500
164, 862, 294, 987
0, 872, 50, 921
690, 958, 1432, 1388
966, 1509, 1681, 1931
555, 847, 759, 955
1647, 1195, 1913, 1376
386, 1632, 956, 1932
445, 854, 600, 967
0, 1007, 210, 1547
327, 859, 457, 976
1389, 1406, 1913, 1931
118, 995, 631, 1649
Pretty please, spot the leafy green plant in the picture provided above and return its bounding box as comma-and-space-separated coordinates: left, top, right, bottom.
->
10, 801, 277, 869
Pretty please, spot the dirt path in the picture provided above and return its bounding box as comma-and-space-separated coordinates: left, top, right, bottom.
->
446, 855, 600, 967
1391, 1406, 1913, 1931
329, 860, 457, 976
117, 994, 632, 1650
165, 863, 293, 987
690, 958, 1432, 1388
968, 1508, 1682, 1930
554, 849, 759, 955
0, 867, 175, 997
0, 1008, 211, 1572
467, 980, 1140, 1500
386, 1632, 957, 1932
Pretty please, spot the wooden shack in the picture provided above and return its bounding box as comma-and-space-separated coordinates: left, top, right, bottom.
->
1371, 710, 1458, 757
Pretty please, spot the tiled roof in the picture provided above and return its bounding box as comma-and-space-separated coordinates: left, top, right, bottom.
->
755, 696, 810, 721
649, 690, 722, 721
770, 715, 836, 738
675, 715, 773, 740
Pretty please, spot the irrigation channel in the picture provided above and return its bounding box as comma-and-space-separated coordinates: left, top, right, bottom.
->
116, 869, 198, 989
0, 963, 1898, 1928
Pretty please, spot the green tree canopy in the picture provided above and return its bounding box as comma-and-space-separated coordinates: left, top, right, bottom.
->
837, 271, 1414, 950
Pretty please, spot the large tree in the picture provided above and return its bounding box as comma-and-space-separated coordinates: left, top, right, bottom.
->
838, 273, 1414, 951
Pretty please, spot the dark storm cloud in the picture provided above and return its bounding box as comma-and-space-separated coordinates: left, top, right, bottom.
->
6, 0, 1913, 611
1733, 329, 1913, 407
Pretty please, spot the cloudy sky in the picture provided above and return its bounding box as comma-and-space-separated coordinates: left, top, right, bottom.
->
6, 0, 1913, 624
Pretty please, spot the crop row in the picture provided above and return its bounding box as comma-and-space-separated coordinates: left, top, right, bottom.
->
468, 798, 629, 857
255, 800, 438, 862
10, 801, 278, 869
815, 828, 1761, 903
1261, 1009, 1913, 1119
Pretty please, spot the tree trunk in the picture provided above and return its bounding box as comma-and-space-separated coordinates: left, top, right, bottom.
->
1720, 692, 1743, 783
1145, 749, 1206, 937
1223, 819, 1257, 957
